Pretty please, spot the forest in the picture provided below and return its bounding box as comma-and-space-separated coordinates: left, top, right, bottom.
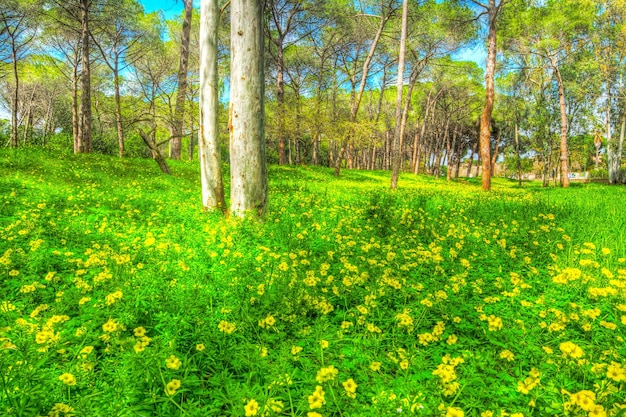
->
1, 0, 626, 416
1, 0, 625, 189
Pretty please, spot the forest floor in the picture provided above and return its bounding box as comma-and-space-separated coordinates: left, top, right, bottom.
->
1, 148, 626, 417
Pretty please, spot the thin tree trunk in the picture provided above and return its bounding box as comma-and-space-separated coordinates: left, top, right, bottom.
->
171, 0, 193, 160
79, 0, 92, 153
467, 140, 477, 177
114, 60, 124, 157
551, 59, 569, 187
618, 112, 625, 183
479, 0, 498, 191
491, 127, 501, 175
10, 41, 19, 148
229, 0, 267, 216
390, 0, 408, 189
277, 37, 286, 165
334, 12, 390, 177
607, 92, 621, 184
515, 122, 522, 186
72, 60, 80, 153
199, 0, 226, 211
139, 129, 172, 174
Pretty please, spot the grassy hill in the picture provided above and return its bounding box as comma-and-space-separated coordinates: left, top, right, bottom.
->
1, 148, 625, 417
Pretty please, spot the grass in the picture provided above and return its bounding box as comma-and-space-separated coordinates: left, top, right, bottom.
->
1, 147, 625, 417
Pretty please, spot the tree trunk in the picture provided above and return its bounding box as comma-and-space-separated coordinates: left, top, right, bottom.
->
491, 127, 501, 175
10, 41, 19, 148
551, 60, 569, 187
170, 0, 193, 160
79, 0, 92, 153
618, 112, 626, 183
515, 122, 522, 186
72, 60, 80, 153
199, 0, 226, 211
139, 129, 171, 175
390, 0, 408, 189
334, 12, 390, 177
479, 0, 498, 191
467, 140, 477, 177
229, 0, 267, 217
607, 93, 621, 184
114, 59, 125, 158
277, 37, 286, 165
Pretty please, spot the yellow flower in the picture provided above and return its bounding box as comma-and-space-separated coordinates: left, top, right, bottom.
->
481, 412, 494, 417
133, 327, 146, 337
291, 346, 303, 355
342, 378, 357, 398
244, 399, 259, 416
570, 390, 596, 411
320, 340, 329, 349
58, 373, 76, 386
165, 379, 181, 396
166, 355, 182, 370
370, 361, 381, 371
500, 350, 515, 362
447, 334, 458, 345
487, 315, 503, 331
196, 343, 205, 351
559, 341, 584, 359
316, 365, 338, 383
307, 413, 323, 417
102, 319, 118, 333
446, 407, 464, 417
218, 320, 236, 334
308, 385, 325, 409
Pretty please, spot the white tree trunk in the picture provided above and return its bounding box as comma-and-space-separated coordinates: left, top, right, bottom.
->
229, 0, 267, 216
390, 0, 408, 189
199, 0, 226, 211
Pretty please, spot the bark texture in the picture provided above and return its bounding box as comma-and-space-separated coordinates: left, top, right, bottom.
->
229, 0, 268, 217
171, 0, 193, 159
199, 0, 226, 211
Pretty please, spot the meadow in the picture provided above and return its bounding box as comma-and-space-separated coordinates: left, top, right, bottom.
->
1, 148, 625, 417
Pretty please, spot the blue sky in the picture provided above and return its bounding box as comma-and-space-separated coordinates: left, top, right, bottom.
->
140, 0, 199, 20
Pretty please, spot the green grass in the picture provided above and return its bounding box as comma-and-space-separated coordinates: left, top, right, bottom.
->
1, 148, 625, 417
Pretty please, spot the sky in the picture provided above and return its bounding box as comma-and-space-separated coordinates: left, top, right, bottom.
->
140, 0, 198, 20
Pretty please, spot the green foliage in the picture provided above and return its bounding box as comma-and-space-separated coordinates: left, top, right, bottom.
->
1, 148, 626, 416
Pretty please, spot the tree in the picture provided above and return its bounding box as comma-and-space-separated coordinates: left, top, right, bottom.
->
333, 0, 396, 177
170, 0, 193, 160
501, 0, 595, 187
390, 0, 408, 189
0, 0, 39, 148
90, 0, 145, 157
470, 0, 509, 191
229, 0, 267, 216
198, 0, 225, 211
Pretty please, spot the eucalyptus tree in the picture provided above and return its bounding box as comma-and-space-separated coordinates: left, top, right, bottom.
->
169, 0, 193, 160
390, 0, 407, 189
198, 0, 226, 211
593, 0, 626, 183
229, 0, 267, 216
0, 0, 40, 148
